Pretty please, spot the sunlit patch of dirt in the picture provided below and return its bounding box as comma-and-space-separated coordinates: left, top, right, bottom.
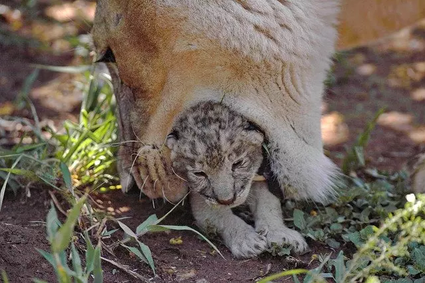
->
375, 19, 425, 53
44, 1, 95, 23
411, 88, 425, 101
321, 112, 349, 146
388, 62, 425, 89
377, 111, 414, 132
356, 63, 376, 76
409, 127, 425, 144
31, 74, 83, 113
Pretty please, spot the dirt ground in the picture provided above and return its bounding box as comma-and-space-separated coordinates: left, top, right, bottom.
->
1, 2, 425, 282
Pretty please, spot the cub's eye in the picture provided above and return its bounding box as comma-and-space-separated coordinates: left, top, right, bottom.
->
193, 171, 208, 178
232, 160, 244, 171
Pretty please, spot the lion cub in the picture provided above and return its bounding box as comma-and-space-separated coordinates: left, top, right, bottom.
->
166, 101, 307, 258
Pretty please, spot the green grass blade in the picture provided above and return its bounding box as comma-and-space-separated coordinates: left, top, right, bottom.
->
84, 231, 95, 274
52, 195, 87, 253
30, 64, 92, 74
2, 270, 10, 283
46, 203, 61, 242
71, 243, 83, 277
93, 243, 103, 283
257, 269, 309, 283
136, 214, 158, 234
137, 241, 155, 275
0, 154, 23, 211
121, 244, 148, 264
60, 162, 74, 195
16, 69, 39, 109
0, 168, 38, 180
117, 221, 137, 238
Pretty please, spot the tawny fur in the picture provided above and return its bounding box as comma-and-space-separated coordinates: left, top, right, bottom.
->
167, 101, 307, 258
91, 0, 425, 201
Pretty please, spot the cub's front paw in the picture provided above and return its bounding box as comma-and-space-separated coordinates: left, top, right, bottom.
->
135, 145, 188, 202
257, 225, 309, 254
227, 226, 267, 258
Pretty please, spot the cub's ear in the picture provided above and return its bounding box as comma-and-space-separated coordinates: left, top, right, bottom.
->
166, 130, 179, 149
243, 122, 265, 145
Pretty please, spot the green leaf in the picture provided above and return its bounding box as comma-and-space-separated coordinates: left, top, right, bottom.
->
51, 195, 87, 253
136, 214, 158, 234
117, 221, 137, 238
93, 243, 103, 283
412, 249, 425, 271
70, 243, 83, 277
293, 209, 306, 230
0, 154, 23, 211
360, 226, 376, 240
59, 162, 73, 194
330, 223, 343, 233
1, 270, 9, 283
408, 265, 421, 276
84, 232, 95, 274
354, 146, 365, 167
102, 228, 119, 237
332, 251, 345, 283
122, 245, 148, 264
46, 203, 61, 242
138, 241, 155, 275
347, 231, 362, 247
16, 69, 39, 109
326, 238, 341, 249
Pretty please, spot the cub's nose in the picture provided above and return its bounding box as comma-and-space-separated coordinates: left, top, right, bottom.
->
216, 195, 236, 206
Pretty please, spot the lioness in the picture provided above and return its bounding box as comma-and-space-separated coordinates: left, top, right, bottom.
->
91, 0, 425, 200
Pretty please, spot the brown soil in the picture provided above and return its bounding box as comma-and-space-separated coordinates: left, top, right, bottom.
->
0, 2, 424, 282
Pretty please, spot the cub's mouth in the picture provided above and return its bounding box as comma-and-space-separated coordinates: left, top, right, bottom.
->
198, 184, 252, 208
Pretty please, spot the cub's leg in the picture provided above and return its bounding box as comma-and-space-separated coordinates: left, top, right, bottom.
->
248, 182, 308, 253
191, 193, 267, 258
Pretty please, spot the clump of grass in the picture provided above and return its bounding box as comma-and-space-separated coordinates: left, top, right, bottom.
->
0, 64, 119, 211
0, 61, 222, 279
35, 195, 104, 283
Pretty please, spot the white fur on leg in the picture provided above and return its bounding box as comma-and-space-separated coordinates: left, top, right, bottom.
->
191, 193, 267, 258
248, 182, 308, 253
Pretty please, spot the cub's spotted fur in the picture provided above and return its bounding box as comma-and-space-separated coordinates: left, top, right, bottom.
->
166, 101, 307, 258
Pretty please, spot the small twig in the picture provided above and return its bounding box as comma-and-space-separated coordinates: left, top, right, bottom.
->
95, 217, 108, 239
101, 256, 151, 282
48, 191, 68, 216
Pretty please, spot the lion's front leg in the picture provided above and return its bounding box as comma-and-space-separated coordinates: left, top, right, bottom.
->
191, 193, 267, 259
248, 182, 309, 254
109, 65, 188, 202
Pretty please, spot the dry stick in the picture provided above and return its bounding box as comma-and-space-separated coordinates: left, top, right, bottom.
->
101, 256, 151, 282
48, 190, 68, 216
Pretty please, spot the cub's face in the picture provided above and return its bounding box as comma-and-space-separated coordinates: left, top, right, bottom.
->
166, 102, 264, 207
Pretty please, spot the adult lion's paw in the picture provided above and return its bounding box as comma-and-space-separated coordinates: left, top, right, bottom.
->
134, 145, 188, 202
